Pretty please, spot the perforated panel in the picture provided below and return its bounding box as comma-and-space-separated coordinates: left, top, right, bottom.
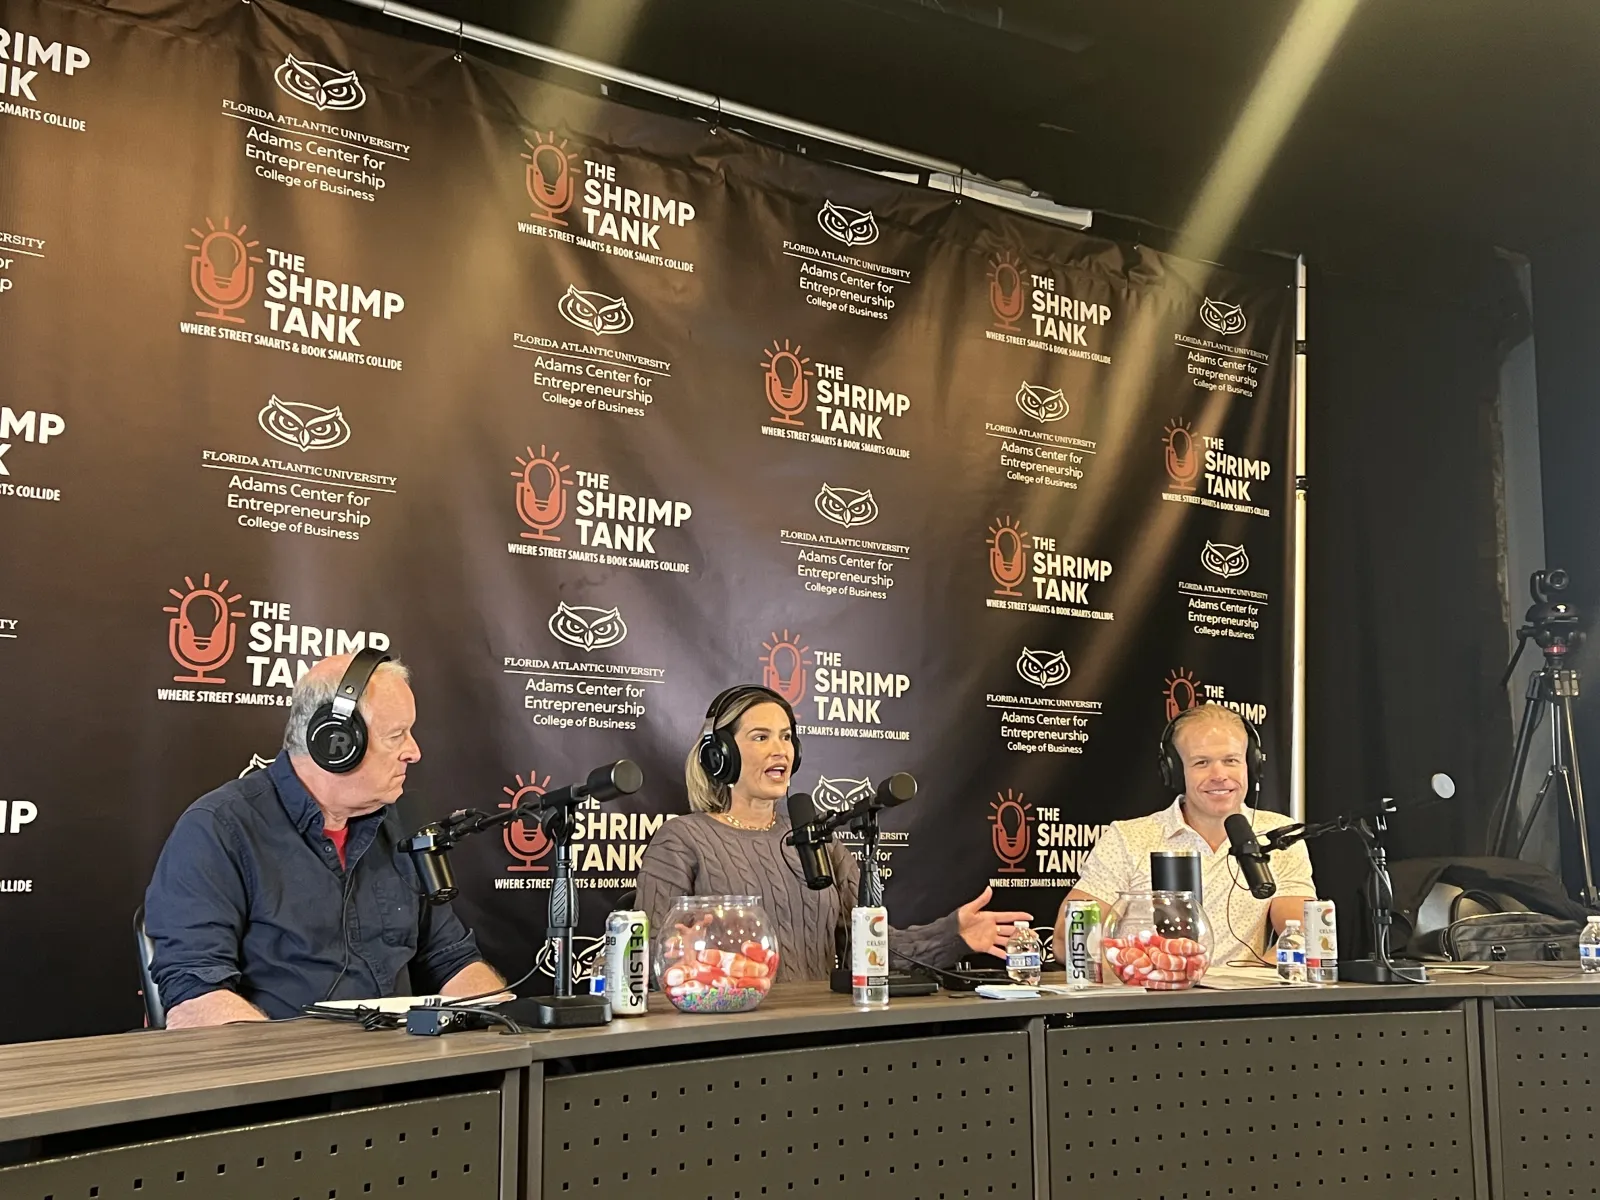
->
0, 1091, 502, 1199
542, 1031, 1032, 1199
1495, 1008, 1600, 1199
1047, 1009, 1478, 1200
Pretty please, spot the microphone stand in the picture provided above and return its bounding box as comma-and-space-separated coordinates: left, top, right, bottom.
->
1257, 799, 1427, 985
519, 803, 612, 1028
404, 761, 642, 1028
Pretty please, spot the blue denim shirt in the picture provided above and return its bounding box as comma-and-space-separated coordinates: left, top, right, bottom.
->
144, 753, 484, 1019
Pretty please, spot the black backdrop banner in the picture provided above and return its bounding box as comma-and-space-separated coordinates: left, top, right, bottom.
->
0, 0, 1295, 1040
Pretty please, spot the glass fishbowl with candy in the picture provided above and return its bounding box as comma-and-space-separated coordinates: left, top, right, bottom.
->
654, 894, 781, 1013
1101, 889, 1212, 990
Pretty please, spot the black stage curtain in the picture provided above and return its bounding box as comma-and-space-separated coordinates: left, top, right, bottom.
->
1528, 237, 1600, 895
1304, 258, 1524, 951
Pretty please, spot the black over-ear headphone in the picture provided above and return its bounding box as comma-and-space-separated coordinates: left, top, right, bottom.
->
696, 685, 802, 787
1157, 704, 1264, 798
307, 647, 392, 774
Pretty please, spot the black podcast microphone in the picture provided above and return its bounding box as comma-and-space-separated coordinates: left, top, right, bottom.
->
406, 820, 461, 904
405, 760, 645, 905
813, 772, 918, 836
785, 792, 834, 891
1224, 812, 1277, 899
536, 759, 646, 811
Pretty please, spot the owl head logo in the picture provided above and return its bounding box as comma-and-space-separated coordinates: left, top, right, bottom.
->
273, 55, 367, 112
817, 200, 880, 247
237, 753, 275, 779
1015, 382, 1068, 423
1199, 297, 1247, 336
557, 286, 634, 336
814, 484, 879, 529
547, 603, 628, 651
1016, 648, 1070, 689
814, 775, 875, 815
258, 396, 351, 453
1200, 541, 1250, 580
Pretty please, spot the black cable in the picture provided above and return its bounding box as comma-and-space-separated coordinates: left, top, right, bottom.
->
889, 946, 997, 985
319, 863, 359, 1003
442, 960, 540, 1008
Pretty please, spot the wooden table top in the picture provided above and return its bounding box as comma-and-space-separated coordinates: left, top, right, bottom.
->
0, 1017, 526, 1143
3, 968, 1595, 1143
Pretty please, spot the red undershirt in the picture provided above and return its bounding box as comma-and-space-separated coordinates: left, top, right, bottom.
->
326, 825, 349, 868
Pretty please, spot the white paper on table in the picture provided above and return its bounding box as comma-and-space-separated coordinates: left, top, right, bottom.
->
312, 993, 515, 1013
1193, 966, 1312, 990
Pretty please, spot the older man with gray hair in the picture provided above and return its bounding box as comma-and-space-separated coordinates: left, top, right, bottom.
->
144, 652, 503, 1027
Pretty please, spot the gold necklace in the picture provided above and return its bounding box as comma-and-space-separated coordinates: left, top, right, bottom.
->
715, 810, 776, 831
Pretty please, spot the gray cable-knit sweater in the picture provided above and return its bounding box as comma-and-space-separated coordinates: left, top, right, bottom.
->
636, 811, 967, 983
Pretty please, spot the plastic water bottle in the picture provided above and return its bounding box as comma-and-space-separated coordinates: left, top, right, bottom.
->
1581, 916, 1600, 974
1006, 920, 1043, 986
1276, 919, 1307, 983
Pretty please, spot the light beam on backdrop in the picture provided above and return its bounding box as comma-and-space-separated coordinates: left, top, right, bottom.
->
1032, 3, 1351, 807
1174, 0, 1362, 266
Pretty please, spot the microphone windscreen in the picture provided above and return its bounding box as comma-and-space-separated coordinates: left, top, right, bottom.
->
788, 791, 818, 828
585, 759, 644, 803
1223, 812, 1259, 856
876, 772, 917, 808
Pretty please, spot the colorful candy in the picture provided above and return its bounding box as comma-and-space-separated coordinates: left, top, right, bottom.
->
658, 921, 780, 1013
1102, 931, 1209, 990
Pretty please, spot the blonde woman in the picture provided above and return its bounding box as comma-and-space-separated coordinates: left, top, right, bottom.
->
636, 685, 1029, 982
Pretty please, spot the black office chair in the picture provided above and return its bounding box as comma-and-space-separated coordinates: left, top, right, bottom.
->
134, 905, 166, 1029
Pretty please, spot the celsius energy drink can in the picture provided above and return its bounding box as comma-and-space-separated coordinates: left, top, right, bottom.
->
1065, 899, 1102, 988
604, 910, 649, 1016
1304, 899, 1338, 983
851, 906, 890, 1008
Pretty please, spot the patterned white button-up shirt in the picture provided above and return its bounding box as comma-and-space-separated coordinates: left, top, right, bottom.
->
1072, 798, 1316, 967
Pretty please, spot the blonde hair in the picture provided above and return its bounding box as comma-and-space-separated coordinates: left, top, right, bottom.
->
1170, 702, 1249, 752
685, 688, 793, 812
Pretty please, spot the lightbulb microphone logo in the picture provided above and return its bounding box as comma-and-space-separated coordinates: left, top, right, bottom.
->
186, 217, 263, 324
814, 775, 874, 815
760, 628, 812, 707
522, 132, 578, 226
163, 573, 245, 685
817, 200, 880, 247
1163, 668, 1201, 722
1199, 297, 1247, 336
500, 769, 554, 872
989, 789, 1033, 873
988, 251, 1026, 333
274, 56, 367, 111
1016, 647, 1070, 688
988, 515, 1030, 598
761, 339, 812, 426
1163, 418, 1202, 492
512, 444, 572, 541
1200, 541, 1250, 579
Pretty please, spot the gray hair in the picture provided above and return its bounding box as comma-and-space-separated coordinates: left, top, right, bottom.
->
283, 658, 410, 756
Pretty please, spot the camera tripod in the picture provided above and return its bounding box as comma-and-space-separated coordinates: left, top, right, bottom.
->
1491, 569, 1597, 907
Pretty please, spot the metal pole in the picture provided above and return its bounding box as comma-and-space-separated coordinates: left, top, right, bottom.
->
335, 0, 1092, 229
1290, 255, 1309, 823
